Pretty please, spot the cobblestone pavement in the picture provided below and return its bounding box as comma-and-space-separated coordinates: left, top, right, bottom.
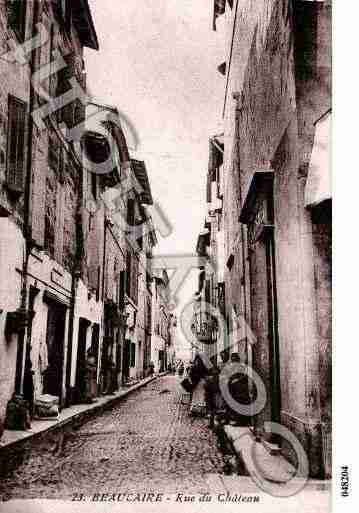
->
0, 376, 228, 499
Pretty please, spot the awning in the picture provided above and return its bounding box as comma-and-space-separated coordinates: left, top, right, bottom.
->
239, 170, 274, 224
71, 0, 99, 50
305, 111, 331, 208
217, 62, 227, 75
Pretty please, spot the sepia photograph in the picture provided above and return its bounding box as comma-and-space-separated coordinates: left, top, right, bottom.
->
0, 1, 336, 512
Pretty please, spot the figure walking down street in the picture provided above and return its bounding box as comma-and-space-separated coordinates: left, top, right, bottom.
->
178, 360, 184, 377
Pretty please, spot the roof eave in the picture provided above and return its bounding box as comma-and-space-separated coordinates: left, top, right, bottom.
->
74, 0, 99, 50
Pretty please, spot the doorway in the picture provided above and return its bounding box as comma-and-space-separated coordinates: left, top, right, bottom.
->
264, 227, 281, 425
123, 339, 131, 382
75, 318, 90, 402
43, 301, 66, 403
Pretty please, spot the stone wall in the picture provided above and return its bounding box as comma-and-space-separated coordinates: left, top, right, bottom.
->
221, 0, 331, 477
0, 0, 35, 430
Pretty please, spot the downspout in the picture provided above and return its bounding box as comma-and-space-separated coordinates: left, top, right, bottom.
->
14, 0, 40, 396
100, 211, 107, 389
65, 190, 82, 407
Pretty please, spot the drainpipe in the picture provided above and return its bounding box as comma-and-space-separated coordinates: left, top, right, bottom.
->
64, 207, 82, 407
100, 213, 107, 390
14, 0, 40, 396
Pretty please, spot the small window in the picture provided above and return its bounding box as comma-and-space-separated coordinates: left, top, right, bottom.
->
6, 0, 27, 42
6, 95, 27, 195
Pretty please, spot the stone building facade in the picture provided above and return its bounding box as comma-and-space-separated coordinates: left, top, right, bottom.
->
0, 1, 160, 435
209, 0, 331, 477
0, 0, 36, 432
0, 0, 99, 429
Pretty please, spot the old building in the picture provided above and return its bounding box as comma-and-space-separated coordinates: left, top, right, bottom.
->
0, 0, 99, 430
191, 135, 226, 363
84, 101, 157, 385
0, 0, 36, 431
151, 269, 172, 373
210, 0, 331, 477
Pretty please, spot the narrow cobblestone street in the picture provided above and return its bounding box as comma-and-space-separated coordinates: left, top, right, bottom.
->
1, 376, 227, 499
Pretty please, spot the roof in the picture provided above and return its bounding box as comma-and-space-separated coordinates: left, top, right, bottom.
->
131, 160, 153, 205
71, 0, 99, 50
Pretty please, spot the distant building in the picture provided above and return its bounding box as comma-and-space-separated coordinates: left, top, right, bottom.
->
151, 269, 171, 373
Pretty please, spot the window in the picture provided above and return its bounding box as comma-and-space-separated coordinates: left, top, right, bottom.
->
126, 250, 139, 303
6, 0, 27, 42
6, 95, 27, 195
44, 174, 57, 258
91, 172, 97, 200
126, 251, 131, 297
130, 342, 136, 367
127, 198, 135, 226
118, 270, 126, 310
132, 255, 139, 304
138, 224, 143, 250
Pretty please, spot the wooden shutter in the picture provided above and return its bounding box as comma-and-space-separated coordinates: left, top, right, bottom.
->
131, 256, 139, 304
6, 95, 27, 195
88, 264, 100, 294
31, 137, 47, 247
126, 251, 131, 297
118, 270, 126, 310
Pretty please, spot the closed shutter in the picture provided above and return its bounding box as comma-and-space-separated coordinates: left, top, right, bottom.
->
118, 270, 126, 310
62, 164, 77, 270
131, 255, 139, 304
31, 136, 47, 247
6, 95, 27, 195
126, 251, 131, 296
88, 264, 100, 294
